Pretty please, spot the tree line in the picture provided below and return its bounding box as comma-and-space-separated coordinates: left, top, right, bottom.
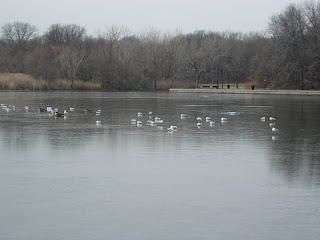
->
1, 1, 320, 90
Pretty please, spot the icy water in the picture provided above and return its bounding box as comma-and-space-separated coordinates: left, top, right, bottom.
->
0, 91, 319, 240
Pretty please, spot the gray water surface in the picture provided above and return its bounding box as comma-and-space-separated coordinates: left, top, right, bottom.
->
0, 91, 319, 240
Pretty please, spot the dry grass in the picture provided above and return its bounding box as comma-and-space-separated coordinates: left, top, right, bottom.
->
0, 73, 48, 90
71, 80, 101, 90
0, 73, 101, 90
49, 79, 101, 90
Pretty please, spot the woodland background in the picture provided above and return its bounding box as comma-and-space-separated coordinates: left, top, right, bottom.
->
1, 1, 320, 90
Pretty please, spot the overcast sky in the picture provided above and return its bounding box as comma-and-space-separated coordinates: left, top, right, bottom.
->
2, 0, 308, 35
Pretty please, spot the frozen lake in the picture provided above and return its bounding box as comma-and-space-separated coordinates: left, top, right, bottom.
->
0, 91, 319, 240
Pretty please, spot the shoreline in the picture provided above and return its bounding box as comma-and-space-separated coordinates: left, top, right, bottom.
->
169, 88, 320, 96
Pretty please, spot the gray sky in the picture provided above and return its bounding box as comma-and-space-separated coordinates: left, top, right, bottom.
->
2, 0, 308, 35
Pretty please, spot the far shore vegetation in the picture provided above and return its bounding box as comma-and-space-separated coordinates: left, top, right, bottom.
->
0, 73, 197, 91
0, 73, 101, 91
1, 1, 320, 91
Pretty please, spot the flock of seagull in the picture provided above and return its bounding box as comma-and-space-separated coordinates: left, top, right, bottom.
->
1, 103, 103, 125
130, 111, 243, 132
130, 111, 223, 132
130, 111, 279, 139
1, 103, 278, 137
261, 116, 278, 132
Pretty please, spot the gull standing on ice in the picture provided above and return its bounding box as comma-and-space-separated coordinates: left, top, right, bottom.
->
167, 125, 177, 131
221, 117, 227, 122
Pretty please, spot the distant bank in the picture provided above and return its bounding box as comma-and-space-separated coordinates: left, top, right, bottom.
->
169, 88, 320, 96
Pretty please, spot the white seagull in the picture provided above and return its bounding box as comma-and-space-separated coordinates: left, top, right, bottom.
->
167, 125, 177, 131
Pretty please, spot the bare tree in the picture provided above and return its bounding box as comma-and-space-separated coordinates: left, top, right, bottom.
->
1, 22, 37, 44
303, 1, 320, 88
56, 46, 85, 88
117, 36, 142, 89
0, 21, 38, 72
64, 24, 86, 45
183, 31, 208, 88
44, 24, 86, 46
269, 3, 308, 88
43, 24, 65, 45
96, 25, 131, 89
